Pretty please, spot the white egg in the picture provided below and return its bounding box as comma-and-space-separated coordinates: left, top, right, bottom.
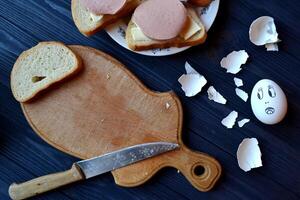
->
251, 79, 287, 125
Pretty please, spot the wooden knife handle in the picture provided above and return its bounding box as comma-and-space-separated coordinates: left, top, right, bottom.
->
170, 146, 222, 192
9, 164, 84, 200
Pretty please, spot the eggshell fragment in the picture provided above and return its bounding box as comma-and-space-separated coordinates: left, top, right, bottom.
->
236, 88, 249, 102
249, 16, 280, 51
265, 43, 279, 51
238, 119, 250, 127
185, 61, 198, 74
178, 62, 207, 97
220, 50, 249, 74
234, 77, 243, 87
237, 138, 262, 172
221, 111, 238, 129
207, 86, 227, 104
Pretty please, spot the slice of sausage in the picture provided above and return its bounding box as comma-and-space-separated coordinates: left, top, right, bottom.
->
81, 0, 127, 15
132, 0, 187, 40
188, 0, 212, 7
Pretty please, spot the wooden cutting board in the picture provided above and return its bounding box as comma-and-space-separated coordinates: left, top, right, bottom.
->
21, 45, 221, 191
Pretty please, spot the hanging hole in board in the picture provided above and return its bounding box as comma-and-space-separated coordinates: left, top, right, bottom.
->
193, 165, 205, 176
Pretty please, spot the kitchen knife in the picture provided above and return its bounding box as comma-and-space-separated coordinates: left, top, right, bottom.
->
9, 142, 178, 200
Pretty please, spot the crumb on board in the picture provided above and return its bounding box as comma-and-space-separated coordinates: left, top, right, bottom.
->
166, 102, 171, 109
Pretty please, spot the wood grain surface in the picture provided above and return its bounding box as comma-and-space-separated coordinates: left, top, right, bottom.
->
22, 45, 221, 192
0, 0, 299, 200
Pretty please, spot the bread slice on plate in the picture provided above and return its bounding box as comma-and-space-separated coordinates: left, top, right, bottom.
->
126, 7, 207, 51
72, 0, 141, 36
11, 42, 82, 103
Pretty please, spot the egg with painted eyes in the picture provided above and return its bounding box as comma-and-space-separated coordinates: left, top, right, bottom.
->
251, 79, 288, 125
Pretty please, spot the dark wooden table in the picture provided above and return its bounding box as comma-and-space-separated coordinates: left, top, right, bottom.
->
0, 0, 299, 199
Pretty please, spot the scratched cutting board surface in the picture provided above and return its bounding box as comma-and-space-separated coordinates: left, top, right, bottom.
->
21, 45, 221, 191
0, 0, 300, 200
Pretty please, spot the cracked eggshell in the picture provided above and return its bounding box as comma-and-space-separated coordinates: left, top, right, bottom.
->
221, 111, 238, 129
265, 43, 279, 51
220, 50, 249, 74
238, 119, 250, 127
207, 86, 227, 104
236, 88, 249, 102
237, 138, 262, 172
249, 16, 279, 46
234, 77, 244, 87
185, 62, 198, 74
251, 79, 287, 125
178, 62, 207, 97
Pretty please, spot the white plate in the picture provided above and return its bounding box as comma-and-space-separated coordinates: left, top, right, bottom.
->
106, 0, 220, 56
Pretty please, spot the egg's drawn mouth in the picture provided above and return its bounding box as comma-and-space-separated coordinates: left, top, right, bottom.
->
265, 107, 275, 115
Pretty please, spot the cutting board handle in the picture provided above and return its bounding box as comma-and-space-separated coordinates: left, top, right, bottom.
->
170, 146, 222, 191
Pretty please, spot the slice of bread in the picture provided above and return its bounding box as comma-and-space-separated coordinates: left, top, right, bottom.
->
72, 0, 141, 36
126, 7, 207, 51
11, 42, 82, 102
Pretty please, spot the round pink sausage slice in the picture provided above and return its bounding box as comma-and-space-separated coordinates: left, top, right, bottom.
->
81, 0, 127, 15
132, 0, 187, 40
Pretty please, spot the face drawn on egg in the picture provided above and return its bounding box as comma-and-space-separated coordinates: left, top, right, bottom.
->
251, 79, 287, 125
257, 85, 276, 115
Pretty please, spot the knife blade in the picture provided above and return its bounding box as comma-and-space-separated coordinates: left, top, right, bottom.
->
76, 142, 179, 179
9, 142, 178, 200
